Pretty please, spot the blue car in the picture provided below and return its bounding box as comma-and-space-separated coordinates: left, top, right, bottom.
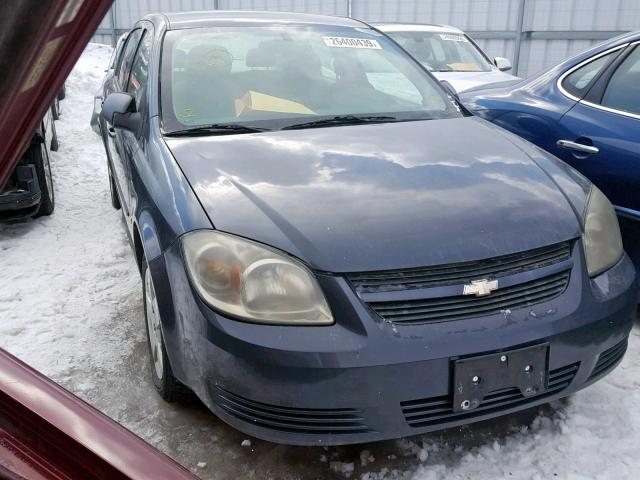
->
460, 32, 640, 265
98, 11, 636, 445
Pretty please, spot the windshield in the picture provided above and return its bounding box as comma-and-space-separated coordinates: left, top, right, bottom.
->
385, 31, 493, 73
160, 25, 461, 133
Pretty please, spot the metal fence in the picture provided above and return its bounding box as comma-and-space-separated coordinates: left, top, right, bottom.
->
92, 0, 639, 77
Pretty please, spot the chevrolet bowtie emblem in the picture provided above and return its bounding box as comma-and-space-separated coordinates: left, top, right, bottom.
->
463, 279, 499, 297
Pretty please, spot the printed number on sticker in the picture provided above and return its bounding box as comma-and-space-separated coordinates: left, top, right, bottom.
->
440, 34, 467, 42
323, 37, 382, 49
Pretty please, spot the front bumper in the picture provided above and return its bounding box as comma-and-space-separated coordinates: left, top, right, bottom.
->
0, 165, 41, 218
154, 241, 637, 445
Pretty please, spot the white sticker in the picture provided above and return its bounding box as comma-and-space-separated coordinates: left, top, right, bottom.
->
323, 36, 382, 49
440, 33, 468, 42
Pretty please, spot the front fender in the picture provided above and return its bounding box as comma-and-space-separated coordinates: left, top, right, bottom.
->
137, 208, 163, 262
130, 123, 212, 263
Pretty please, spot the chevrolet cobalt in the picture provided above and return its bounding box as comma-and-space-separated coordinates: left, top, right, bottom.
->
98, 11, 637, 445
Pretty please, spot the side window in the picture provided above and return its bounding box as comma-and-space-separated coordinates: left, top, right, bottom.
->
127, 31, 152, 110
118, 29, 143, 87
601, 46, 640, 115
562, 51, 616, 98
108, 46, 118, 70
110, 33, 128, 70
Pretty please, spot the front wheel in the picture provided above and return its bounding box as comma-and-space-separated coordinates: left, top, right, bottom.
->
143, 260, 191, 402
50, 117, 59, 151
30, 142, 55, 217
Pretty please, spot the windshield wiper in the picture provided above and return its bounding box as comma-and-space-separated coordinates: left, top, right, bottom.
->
281, 115, 398, 130
165, 123, 269, 137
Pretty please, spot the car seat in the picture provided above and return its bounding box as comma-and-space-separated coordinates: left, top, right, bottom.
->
172, 44, 239, 124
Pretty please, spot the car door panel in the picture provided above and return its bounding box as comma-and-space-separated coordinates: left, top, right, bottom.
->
122, 131, 142, 222
468, 80, 577, 155
122, 28, 153, 234
109, 28, 143, 217
100, 32, 129, 194
557, 102, 639, 213
556, 44, 640, 217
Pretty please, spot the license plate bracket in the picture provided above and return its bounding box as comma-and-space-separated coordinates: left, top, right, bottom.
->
453, 344, 548, 413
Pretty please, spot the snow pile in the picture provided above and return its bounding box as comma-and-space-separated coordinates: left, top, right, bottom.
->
331, 461, 355, 478
360, 450, 375, 466
0, 43, 140, 383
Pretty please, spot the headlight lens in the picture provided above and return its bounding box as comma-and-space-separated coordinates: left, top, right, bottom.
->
582, 186, 623, 277
181, 230, 333, 325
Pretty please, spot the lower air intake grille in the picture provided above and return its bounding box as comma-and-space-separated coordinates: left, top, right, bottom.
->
401, 362, 579, 428
588, 339, 627, 381
214, 386, 371, 435
369, 270, 570, 325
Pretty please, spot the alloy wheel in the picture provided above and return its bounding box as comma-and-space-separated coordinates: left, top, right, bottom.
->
145, 268, 164, 380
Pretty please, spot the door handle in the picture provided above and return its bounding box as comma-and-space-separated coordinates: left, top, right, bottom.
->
108, 127, 116, 138
556, 139, 599, 155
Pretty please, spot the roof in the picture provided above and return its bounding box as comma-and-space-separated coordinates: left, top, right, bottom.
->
373, 23, 464, 34
155, 10, 366, 30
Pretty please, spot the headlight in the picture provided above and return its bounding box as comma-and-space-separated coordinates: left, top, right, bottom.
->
181, 230, 333, 325
582, 186, 623, 277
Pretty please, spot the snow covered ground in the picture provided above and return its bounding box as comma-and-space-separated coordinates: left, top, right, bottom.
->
0, 43, 639, 480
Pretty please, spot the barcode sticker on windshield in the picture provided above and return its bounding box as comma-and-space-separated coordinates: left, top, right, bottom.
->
440, 33, 467, 42
323, 36, 382, 49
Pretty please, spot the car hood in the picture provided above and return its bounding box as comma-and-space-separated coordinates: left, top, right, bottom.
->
165, 117, 581, 273
432, 70, 519, 93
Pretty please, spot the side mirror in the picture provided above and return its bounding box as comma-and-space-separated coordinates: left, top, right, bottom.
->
494, 57, 512, 72
100, 92, 141, 134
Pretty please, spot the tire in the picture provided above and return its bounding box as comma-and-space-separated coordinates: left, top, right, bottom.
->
50, 118, 59, 151
51, 99, 60, 120
142, 260, 191, 402
108, 164, 121, 210
31, 142, 55, 217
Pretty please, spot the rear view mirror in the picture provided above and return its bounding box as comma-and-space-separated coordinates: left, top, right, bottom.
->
494, 57, 512, 71
101, 92, 141, 134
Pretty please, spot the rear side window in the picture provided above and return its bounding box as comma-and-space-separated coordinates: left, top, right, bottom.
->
562, 51, 616, 98
118, 29, 143, 87
601, 46, 640, 115
127, 31, 152, 110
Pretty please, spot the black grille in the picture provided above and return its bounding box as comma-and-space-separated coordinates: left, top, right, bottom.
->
401, 362, 579, 428
368, 270, 570, 325
588, 339, 627, 381
347, 242, 572, 293
214, 386, 371, 435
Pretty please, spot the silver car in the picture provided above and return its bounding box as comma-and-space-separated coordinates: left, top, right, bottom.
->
376, 23, 518, 92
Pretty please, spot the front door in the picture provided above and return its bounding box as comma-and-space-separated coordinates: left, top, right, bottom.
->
109, 28, 143, 216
